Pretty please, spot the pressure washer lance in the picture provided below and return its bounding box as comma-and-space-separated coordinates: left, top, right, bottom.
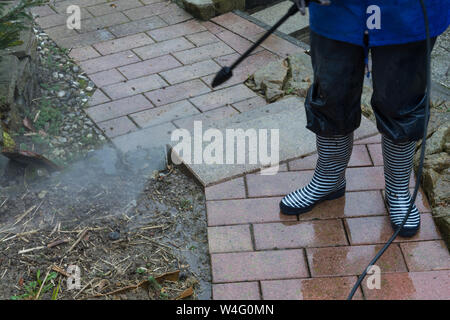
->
211, 0, 331, 88
211, 0, 432, 300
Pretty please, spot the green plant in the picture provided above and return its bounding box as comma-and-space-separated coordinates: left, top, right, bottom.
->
34, 98, 62, 136
0, 0, 46, 59
11, 269, 58, 300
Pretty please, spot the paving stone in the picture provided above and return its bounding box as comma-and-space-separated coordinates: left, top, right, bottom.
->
130, 100, 200, 128
208, 225, 253, 253
80, 50, 141, 74
211, 249, 308, 283
367, 143, 383, 166
98, 116, 137, 138
30, 5, 56, 18
86, 0, 143, 17
173, 41, 235, 65
297, 190, 387, 220
160, 59, 221, 85
216, 30, 262, 55
133, 37, 195, 60
55, 29, 116, 49
189, 84, 256, 112
205, 177, 246, 200
345, 166, 387, 191
306, 244, 408, 277
88, 89, 110, 106
212, 13, 265, 38
213, 282, 260, 300
79, 12, 130, 33
185, 31, 220, 47
89, 69, 126, 87
112, 122, 177, 171
102, 74, 167, 100
86, 94, 153, 122
52, 0, 106, 13
261, 277, 363, 300
69, 46, 101, 61
345, 214, 442, 245
400, 240, 450, 271
118, 55, 181, 80
354, 134, 382, 144
361, 271, 450, 300
159, 6, 193, 25
206, 197, 297, 226
37, 9, 93, 29
93, 33, 154, 55
124, 2, 178, 21
108, 16, 168, 37
145, 79, 211, 106
232, 96, 267, 112
200, 21, 226, 34
248, 33, 305, 58
172, 105, 238, 129
147, 20, 206, 41
253, 219, 347, 250
44, 24, 79, 40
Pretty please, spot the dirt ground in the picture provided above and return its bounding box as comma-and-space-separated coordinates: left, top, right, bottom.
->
0, 146, 211, 300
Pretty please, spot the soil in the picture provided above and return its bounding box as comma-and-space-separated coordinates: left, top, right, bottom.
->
0, 145, 211, 300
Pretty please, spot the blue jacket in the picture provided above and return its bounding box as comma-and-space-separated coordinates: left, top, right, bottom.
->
309, 0, 449, 47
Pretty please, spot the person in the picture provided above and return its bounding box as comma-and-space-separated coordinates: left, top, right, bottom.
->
279, 0, 449, 237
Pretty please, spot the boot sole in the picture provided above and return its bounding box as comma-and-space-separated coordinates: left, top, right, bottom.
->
280, 186, 346, 216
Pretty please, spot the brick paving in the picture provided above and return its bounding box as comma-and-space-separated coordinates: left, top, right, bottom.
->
32, 1, 450, 300
206, 136, 450, 300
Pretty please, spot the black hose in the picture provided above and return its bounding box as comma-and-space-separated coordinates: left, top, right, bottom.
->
347, 0, 432, 300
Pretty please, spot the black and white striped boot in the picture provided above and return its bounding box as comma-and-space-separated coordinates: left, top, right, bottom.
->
280, 134, 353, 215
382, 136, 421, 237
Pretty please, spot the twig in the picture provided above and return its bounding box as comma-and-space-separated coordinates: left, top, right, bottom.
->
18, 246, 45, 254
35, 268, 51, 300
51, 265, 70, 277
67, 228, 88, 253
73, 279, 94, 299
0, 198, 8, 208
13, 205, 36, 226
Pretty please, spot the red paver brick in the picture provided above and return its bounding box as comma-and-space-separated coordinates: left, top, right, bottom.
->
98, 116, 137, 138
86, 0, 142, 17
173, 42, 235, 65
190, 84, 256, 112
102, 74, 167, 100
172, 105, 238, 129
160, 60, 221, 85
205, 177, 246, 200
130, 100, 200, 128
246, 170, 314, 198
253, 219, 348, 250
44, 24, 79, 40
108, 16, 168, 37
69, 46, 101, 62
93, 33, 154, 55
346, 166, 387, 191
288, 153, 317, 171
306, 244, 407, 277
208, 225, 253, 253
213, 282, 260, 300
79, 50, 141, 74
345, 214, 442, 245
297, 190, 387, 220
147, 20, 206, 41
55, 29, 116, 49
123, 2, 177, 21
400, 240, 450, 271
89, 69, 126, 87
216, 30, 263, 55
232, 96, 267, 112
261, 277, 363, 300
206, 197, 296, 227
248, 33, 304, 57
201, 21, 226, 35
159, 6, 192, 25
86, 94, 153, 122
88, 89, 110, 106
211, 249, 308, 283
118, 55, 181, 80
80, 12, 130, 33
186, 31, 220, 47
354, 134, 382, 144
37, 9, 92, 29
367, 143, 383, 166
52, 0, 106, 13
361, 271, 450, 300
30, 5, 56, 17
133, 37, 195, 60
145, 79, 210, 106
212, 13, 265, 39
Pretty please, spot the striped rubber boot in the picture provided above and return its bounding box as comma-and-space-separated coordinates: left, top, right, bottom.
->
382, 136, 421, 237
280, 133, 353, 215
